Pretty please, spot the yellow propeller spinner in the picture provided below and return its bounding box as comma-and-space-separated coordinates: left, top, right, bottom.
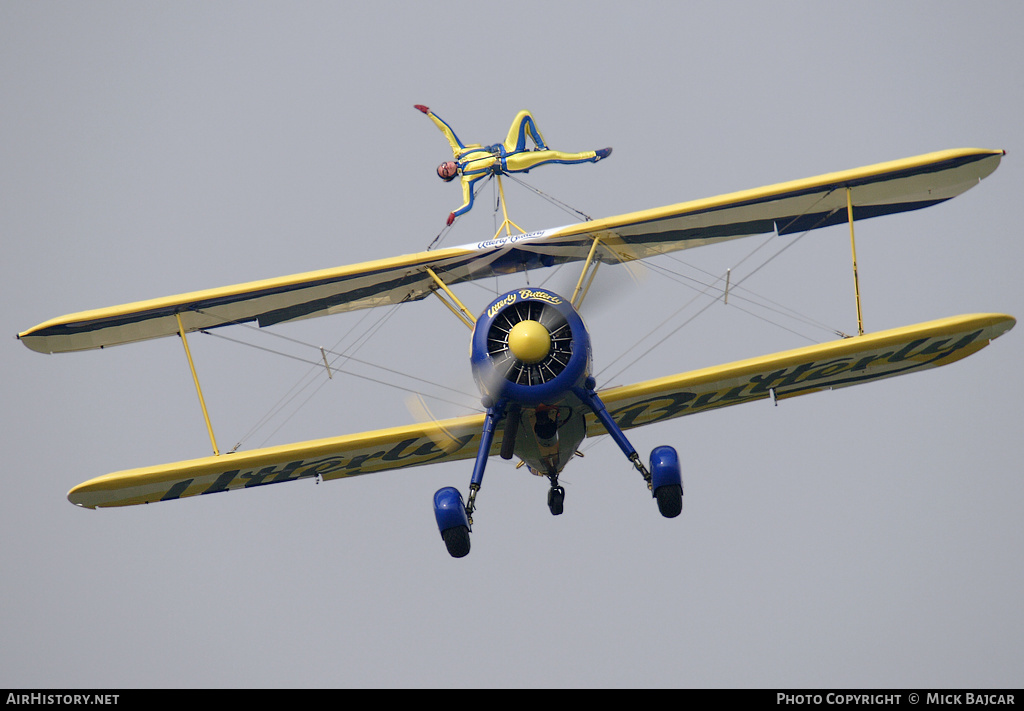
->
507, 320, 551, 364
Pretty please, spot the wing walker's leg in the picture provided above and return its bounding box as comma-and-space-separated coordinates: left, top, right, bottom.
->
175, 312, 220, 456
573, 379, 652, 489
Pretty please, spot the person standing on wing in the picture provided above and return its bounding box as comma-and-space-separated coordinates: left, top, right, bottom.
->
415, 105, 612, 225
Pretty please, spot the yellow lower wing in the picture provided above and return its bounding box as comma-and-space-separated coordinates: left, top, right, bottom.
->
597, 313, 1015, 431
68, 415, 487, 509
68, 313, 1013, 508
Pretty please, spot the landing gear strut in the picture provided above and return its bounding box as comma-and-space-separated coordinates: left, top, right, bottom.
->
433, 400, 505, 558
574, 379, 683, 518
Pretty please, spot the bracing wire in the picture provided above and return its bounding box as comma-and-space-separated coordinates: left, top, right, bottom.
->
207, 177, 849, 452
497, 174, 845, 353
427, 174, 496, 251
640, 248, 847, 340
500, 171, 593, 222
595, 199, 846, 388
199, 328, 477, 407
194, 305, 479, 451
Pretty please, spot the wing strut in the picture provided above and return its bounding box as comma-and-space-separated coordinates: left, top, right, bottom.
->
425, 267, 476, 329
176, 312, 220, 456
847, 187, 865, 336
571, 236, 603, 309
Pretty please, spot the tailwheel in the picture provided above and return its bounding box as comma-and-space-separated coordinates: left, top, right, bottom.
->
441, 525, 471, 558
547, 483, 565, 516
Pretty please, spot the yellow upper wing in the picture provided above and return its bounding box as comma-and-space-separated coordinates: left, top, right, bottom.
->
21, 148, 1003, 354
67, 313, 1014, 509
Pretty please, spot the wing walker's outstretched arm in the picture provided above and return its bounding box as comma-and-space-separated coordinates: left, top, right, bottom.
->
415, 104, 467, 155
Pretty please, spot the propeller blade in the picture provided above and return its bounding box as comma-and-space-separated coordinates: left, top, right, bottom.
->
405, 393, 468, 454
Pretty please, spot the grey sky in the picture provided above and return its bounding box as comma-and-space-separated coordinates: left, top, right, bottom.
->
2, 1, 1022, 688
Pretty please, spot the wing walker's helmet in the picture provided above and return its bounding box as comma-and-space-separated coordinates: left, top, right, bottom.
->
437, 161, 458, 182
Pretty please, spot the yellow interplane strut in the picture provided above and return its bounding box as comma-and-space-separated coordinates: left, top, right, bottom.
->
847, 187, 865, 336
175, 312, 220, 456
425, 267, 476, 330
572, 236, 603, 309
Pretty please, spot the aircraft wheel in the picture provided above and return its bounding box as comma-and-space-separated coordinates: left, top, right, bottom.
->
649, 446, 682, 518
655, 484, 683, 518
442, 525, 471, 558
547, 486, 565, 516
434, 486, 472, 557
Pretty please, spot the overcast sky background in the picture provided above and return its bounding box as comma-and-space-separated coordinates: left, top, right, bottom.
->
3, 1, 1022, 689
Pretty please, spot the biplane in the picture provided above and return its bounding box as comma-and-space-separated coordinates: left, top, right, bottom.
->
18, 146, 1014, 558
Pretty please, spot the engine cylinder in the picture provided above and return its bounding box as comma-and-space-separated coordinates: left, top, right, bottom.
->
471, 288, 591, 405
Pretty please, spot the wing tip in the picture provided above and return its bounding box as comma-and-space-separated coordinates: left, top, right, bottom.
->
67, 494, 97, 510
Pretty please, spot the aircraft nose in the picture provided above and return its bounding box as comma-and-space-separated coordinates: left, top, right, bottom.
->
507, 319, 551, 364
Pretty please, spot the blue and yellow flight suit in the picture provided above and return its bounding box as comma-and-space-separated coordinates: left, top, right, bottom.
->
416, 106, 609, 222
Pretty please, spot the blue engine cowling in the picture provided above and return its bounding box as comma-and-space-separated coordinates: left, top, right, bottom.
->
470, 288, 592, 406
